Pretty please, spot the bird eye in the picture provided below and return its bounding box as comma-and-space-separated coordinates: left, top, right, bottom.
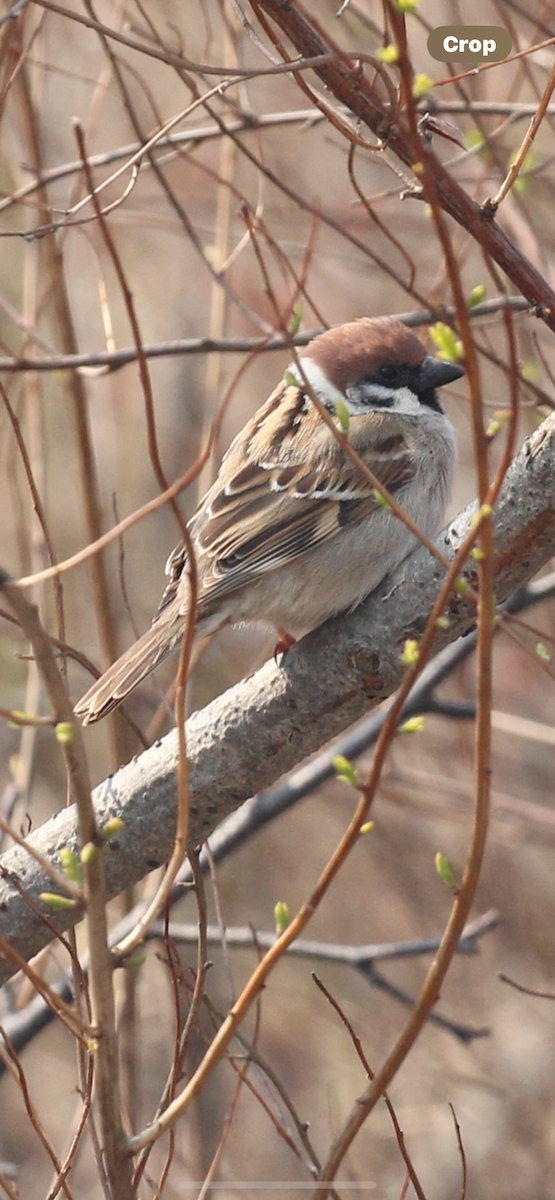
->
378, 365, 399, 382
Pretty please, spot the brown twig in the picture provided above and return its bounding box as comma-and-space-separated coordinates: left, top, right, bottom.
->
0, 297, 530, 374
498, 973, 555, 1001
312, 973, 427, 1200
0, 571, 134, 1198
449, 1103, 468, 1200
0, 1029, 76, 1200
253, 0, 555, 330
483, 53, 555, 212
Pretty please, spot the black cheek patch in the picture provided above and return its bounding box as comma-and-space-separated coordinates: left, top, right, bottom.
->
418, 388, 443, 413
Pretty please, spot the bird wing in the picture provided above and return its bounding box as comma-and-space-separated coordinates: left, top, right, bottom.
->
157, 385, 416, 620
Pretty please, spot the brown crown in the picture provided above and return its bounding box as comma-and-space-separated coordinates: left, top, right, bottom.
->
301, 317, 426, 393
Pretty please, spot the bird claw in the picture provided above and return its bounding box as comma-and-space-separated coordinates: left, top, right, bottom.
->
274, 631, 297, 664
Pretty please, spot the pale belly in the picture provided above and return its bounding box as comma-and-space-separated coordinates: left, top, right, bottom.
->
226, 487, 443, 637
196, 417, 455, 638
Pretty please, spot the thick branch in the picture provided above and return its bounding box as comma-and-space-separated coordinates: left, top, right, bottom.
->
1, 414, 555, 985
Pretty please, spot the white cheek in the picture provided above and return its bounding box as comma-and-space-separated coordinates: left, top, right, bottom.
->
350, 383, 421, 415
388, 385, 422, 415
289, 360, 423, 416
289, 358, 346, 408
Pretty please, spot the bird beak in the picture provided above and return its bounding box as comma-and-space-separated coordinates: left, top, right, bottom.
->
419, 354, 465, 390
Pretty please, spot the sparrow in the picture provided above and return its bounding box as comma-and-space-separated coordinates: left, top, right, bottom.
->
75, 316, 463, 724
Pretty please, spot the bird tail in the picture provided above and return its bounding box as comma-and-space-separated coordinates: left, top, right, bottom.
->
74, 614, 185, 725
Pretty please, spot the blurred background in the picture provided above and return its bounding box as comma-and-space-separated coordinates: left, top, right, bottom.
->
1, 0, 555, 1196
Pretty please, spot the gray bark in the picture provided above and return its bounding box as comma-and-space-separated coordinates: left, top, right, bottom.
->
1, 413, 554, 986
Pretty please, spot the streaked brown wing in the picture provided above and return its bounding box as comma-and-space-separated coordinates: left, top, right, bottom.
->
191, 424, 415, 612
154, 392, 416, 621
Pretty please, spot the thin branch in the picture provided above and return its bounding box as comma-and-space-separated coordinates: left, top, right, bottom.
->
148, 910, 499, 966
0, 1030, 76, 1200
484, 54, 555, 212
73, 118, 196, 961
0, 574, 134, 1198
145, 912, 496, 1042
0, 297, 530, 374
0, 101, 552, 220
312, 974, 427, 1200
253, 0, 555, 331
498, 973, 555, 1001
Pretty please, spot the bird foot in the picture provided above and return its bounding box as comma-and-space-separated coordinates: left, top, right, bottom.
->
274, 630, 297, 663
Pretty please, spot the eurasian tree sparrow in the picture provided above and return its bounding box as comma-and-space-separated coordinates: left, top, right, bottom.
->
75, 317, 463, 723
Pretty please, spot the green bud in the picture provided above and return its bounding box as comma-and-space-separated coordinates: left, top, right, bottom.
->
468, 285, 486, 307
401, 638, 419, 666
55, 722, 74, 745
435, 852, 457, 891
378, 44, 399, 63
398, 716, 425, 734
465, 129, 485, 152
80, 842, 97, 864
102, 817, 124, 840
413, 73, 433, 99
8, 710, 33, 729
332, 755, 359, 786
60, 848, 81, 883
289, 302, 303, 336
40, 892, 78, 910
521, 359, 540, 384
429, 322, 463, 363
123, 952, 146, 969
335, 399, 350, 433
274, 900, 290, 934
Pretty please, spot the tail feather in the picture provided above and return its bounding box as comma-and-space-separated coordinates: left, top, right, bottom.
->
74, 617, 184, 725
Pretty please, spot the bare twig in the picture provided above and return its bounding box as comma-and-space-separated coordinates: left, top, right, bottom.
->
483, 54, 555, 212
312, 973, 428, 1200
0, 297, 531, 374
498, 973, 555, 1001
0, 573, 134, 1198
253, 0, 555, 330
